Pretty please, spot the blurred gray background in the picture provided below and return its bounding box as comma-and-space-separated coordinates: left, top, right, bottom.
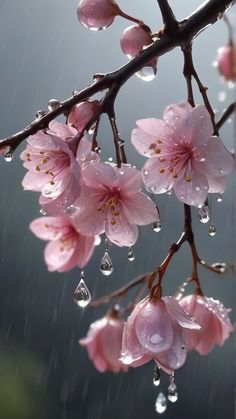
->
0, 1, 235, 418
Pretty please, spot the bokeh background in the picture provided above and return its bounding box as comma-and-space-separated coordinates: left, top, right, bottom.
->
0, 1, 235, 418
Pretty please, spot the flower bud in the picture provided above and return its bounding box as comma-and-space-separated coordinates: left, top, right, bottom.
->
77, 0, 120, 31
217, 43, 236, 82
68, 101, 100, 132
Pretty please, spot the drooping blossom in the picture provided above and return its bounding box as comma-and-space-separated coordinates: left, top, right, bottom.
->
120, 24, 157, 76
121, 297, 201, 374
73, 161, 158, 247
68, 100, 101, 132
77, 0, 121, 30
179, 295, 233, 355
131, 103, 234, 207
217, 44, 236, 82
30, 215, 95, 272
80, 312, 128, 373
21, 121, 81, 215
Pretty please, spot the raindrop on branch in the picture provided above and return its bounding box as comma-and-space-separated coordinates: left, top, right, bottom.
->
74, 271, 91, 307
155, 392, 167, 414
3, 148, 13, 162
48, 99, 61, 111
211, 262, 227, 273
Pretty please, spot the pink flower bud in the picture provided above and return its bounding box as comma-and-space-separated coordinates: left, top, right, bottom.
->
217, 43, 236, 82
120, 24, 158, 81
77, 0, 120, 30
68, 101, 100, 132
120, 24, 153, 59
80, 312, 128, 372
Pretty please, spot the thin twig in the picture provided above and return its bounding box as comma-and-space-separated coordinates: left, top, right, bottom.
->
156, 0, 179, 35
216, 102, 236, 130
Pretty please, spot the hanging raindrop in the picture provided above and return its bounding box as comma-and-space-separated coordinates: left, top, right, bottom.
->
3, 148, 13, 162
198, 204, 210, 224
136, 66, 157, 82
155, 392, 167, 414
39, 208, 47, 216
74, 271, 91, 307
167, 378, 178, 403
152, 220, 162, 232
153, 364, 161, 387
100, 251, 114, 276
216, 193, 223, 203
48, 99, 61, 111
211, 262, 227, 273
208, 224, 216, 237
94, 146, 101, 154
127, 247, 135, 262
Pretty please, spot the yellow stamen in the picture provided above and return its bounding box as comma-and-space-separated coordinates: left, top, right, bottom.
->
159, 168, 165, 174
185, 176, 191, 182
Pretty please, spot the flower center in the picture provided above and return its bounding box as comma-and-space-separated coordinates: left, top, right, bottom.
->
97, 191, 120, 225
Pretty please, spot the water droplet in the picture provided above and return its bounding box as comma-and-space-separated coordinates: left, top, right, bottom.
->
66, 205, 77, 215
211, 262, 227, 273
216, 193, 223, 203
74, 271, 91, 307
40, 208, 47, 216
94, 146, 101, 154
72, 90, 79, 96
198, 204, 210, 224
152, 220, 162, 232
3, 148, 13, 162
212, 60, 218, 68
218, 91, 227, 102
208, 224, 216, 237
155, 392, 167, 414
36, 110, 46, 118
168, 381, 178, 403
127, 247, 135, 262
48, 99, 60, 111
166, 189, 173, 196
136, 66, 156, 82
153, 364, 161, 387
195, 186, 200, 192
94, 235, 102, 246
108, 156, 113, 162
143, 169, 149, 176
100, 251, 113, 276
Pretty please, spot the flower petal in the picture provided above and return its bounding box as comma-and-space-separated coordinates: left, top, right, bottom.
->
122, 193, 158, 226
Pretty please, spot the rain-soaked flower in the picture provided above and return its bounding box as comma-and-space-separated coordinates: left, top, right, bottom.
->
30, 215, 95, 272
77, 0, 121, 30
131, 102, 234, 207
68, 100, 101, 132
21, 121, 81, 215
179, 295, 233, 355
121, 296, 201, 374
80, 312, 128, 373
73, 161, 158, 247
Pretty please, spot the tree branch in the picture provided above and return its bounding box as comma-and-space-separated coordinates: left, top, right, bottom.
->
156, 0, 179, 35
216, 102, 236, 130
0, 0, 232, 152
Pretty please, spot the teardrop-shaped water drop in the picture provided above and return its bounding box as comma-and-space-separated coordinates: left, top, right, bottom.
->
153, 364, 161, 387
74, 272, 91, 307
152, 220, 162, 232
100, 251, 113, 276
127, 247, 135, 262
208, 224, 216, 237
168, 381, 178, 403
4, 148, 13, 162
198, 204, 210, 224
94, 146, 101, 154
155, 392, 167, 414
48, 99, 60, 111
216, 194, 223, 203
136, 66, 156, 82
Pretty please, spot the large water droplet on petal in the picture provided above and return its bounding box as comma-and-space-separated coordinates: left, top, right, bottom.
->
100, 251, 113, 276
155, 392, 167, 414
127, 247, 135, 262
74, 272, 91, 307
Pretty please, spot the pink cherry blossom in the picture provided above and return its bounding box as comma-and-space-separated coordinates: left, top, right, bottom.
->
120, 296, 201, 374
179, 295, 233, 355
217, 44, 236, 82
30, 215, 95, 272
68, 100, 100, 132
80, 313, 128, 373
77, 0, 120, 30
131, 103, 234, 207
120, 24, 157, 76
20, 121, 81, 215
73, 161, 158, 247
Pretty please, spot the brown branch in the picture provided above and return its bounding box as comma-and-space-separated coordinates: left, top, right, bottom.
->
0, 0, 232, 152
90, 273, 150, 306
183, 47, 195, 107
216, 102, 236, 130
157, 0, 179, 35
